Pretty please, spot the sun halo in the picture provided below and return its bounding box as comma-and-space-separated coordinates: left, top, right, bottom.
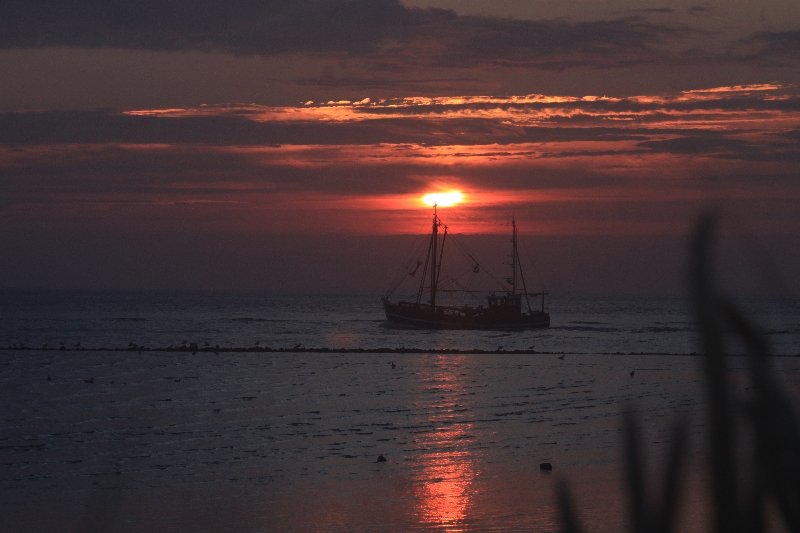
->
421, 191, 464, 207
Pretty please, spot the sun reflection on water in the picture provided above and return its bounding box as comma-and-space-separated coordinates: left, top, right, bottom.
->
417, 442, 476, 530
413, 355, 478, 531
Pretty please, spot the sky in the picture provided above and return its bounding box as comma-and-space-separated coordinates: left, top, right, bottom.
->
1, 0, 800, 295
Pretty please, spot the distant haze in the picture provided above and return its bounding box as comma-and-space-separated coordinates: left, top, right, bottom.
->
2, 227, 797, 297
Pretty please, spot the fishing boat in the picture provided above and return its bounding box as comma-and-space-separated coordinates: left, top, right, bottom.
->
382, 206, 550, 330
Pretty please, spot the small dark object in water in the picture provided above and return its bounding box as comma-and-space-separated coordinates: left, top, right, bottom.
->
630, 371, 635, 377
377, 455, 387, 463
84, 378, 94, 384
391, 361, 396, 368
540, 462, 552, 471
47, 375, 51, 382
558, 354, 565, 360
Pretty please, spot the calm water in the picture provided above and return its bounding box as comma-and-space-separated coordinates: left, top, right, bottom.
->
3, 290, 799, 355
1, 291, 799, 532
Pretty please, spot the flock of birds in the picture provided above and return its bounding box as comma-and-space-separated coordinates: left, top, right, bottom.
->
28, 341, 638, 382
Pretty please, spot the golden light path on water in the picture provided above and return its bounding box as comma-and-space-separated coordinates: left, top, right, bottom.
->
414, 354, 477, 531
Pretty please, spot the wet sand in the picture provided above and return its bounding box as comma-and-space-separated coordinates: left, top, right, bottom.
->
2, 350, 798, 532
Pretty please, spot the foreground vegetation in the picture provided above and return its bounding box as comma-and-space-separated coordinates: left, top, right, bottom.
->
559, 217, 800, 533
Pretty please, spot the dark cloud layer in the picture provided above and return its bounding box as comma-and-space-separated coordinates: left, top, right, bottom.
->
639, 136, 800, 163
0, 1, 688, 70
0, 110, 427, 146
740, 30, 800, 61
1, 0, 413, 54
0, 111, 667, 147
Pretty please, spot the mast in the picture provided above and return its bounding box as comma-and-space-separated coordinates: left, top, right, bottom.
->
511, 217, 517, 294
513, 216, 534, 312
430, 204, 439, 308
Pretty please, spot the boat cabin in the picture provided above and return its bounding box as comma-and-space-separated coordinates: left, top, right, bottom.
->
487, 294, 522, 316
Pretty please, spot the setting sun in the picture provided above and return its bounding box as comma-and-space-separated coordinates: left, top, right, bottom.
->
422, 191, 464, 207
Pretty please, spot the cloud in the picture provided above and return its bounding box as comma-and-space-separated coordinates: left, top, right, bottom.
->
0, 1, 692, 71
734, 29, 800, 65
686, 5, 713, 15
3, 84, 799, 149
2, 84, 799, 243
620, 8, 675, 15
0, 0, 413, 53
637, 135, 752, 155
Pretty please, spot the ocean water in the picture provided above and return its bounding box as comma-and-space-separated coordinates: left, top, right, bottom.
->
1, 291, 799, 533
3, 290, 799, 355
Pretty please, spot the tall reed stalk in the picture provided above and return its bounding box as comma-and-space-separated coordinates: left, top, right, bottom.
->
559, 216, 800, 533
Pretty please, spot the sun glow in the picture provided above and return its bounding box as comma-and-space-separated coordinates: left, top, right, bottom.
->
422, 191, 464, 207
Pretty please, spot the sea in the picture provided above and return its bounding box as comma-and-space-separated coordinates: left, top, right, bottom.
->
2, 290, 799, 533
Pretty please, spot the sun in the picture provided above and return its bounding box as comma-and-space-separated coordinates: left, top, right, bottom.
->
421, 191, 464, 207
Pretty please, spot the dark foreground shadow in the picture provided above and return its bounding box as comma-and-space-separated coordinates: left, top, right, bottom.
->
559, 216, 800, 533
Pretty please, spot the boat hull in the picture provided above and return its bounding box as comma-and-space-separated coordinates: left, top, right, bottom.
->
383, 299, 550, 330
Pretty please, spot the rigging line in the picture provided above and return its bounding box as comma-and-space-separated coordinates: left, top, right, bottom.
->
438, 267, 487, 301
448, 233, 482, 267
458, 267, 483, 305
449, 233, 510, 292
444, 276, 483, 304
386, 211, 439, 299
384, 233, 429, 298
516, 238, 532, 312
417, 231, 434, 304
436, 278, 481, 307
448, 235, 484, 274
518, 235, 548, 291
450, 266, 476, 282
435, 225, 448, 297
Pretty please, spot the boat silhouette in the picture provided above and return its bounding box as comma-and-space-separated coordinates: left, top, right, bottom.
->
382, 206, 550, 330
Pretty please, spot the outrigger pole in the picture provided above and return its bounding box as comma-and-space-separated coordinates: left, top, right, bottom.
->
512, 216, 544, 314
512, 217, 518, 295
